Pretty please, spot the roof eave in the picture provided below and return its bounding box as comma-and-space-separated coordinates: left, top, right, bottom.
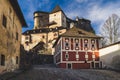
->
61, 35, 102, 39
9, 0, 27, 27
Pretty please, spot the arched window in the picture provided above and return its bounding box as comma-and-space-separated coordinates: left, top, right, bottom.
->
91, 39, 95, 50
75, 39, 79, 50
65, 52, 69, 60
84, 39, 88, 50
65, 38, 69, 50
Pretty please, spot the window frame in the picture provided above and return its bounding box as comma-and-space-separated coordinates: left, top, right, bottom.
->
2, 14, 7, 28
1, 54, 5, 66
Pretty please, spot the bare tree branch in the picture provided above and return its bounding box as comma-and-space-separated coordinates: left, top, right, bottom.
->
100, 14, 120, 46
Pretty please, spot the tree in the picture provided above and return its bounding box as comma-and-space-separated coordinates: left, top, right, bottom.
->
100, 14, 120, 46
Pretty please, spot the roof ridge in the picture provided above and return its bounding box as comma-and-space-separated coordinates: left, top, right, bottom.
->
51, 5, 62, 13
61, 26, 101, 38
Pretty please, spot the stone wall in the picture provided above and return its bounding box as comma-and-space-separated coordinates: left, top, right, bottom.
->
0, 0, 22, 73
100, 42, 120, 70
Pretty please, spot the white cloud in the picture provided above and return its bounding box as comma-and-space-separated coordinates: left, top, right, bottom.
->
19, 0, 120, 33
87, 2, 120, 23
75, 0, 88, 3
18, 0, 50, 30
65, 0, 120, 33
87, 2, 120, 33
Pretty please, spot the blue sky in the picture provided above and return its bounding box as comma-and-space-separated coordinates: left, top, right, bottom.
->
18, 0, 120, 34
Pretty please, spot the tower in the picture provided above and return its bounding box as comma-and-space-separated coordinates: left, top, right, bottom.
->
49, 5, 67, 28
33, 11, 49, 29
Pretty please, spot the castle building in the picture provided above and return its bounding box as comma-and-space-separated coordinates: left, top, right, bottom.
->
21, 5, 94, 55
0, 0, 27, 73
53, 27, 102, 69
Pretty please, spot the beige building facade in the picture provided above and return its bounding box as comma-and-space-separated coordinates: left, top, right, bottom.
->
22, 6, 67, 55
0, 0, 27, 73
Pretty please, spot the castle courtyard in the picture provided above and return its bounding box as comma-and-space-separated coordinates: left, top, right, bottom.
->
0, 65, 120, 80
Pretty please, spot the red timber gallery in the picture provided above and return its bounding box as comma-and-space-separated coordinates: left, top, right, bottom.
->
53, 27, 102, 69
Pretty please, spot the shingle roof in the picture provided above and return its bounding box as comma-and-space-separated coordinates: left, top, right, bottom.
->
100, 41, 120, 49
53, 27, 101, 47
51, 5, 62, 13
61, 27, 101, 38
22, 26, 66, 35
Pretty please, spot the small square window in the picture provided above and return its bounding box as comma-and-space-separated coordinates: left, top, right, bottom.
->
2, 15, 7, 28
54, 33, 57, 36
66, 43, 69, 46
1, 55, 5, 66
25, 41, 29, 46
16, 32, 18, 40
16, 56, 19, 64
85, 44, 87, 47
25, 36, 29, 40
42, 35, 45, 38
65, 53, 69, 59
92, 44, 94, 47
76, 43, 79, 47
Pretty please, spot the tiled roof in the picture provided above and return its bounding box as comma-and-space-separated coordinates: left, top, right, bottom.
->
61, 27, 101, 38
100, 41, 120, 49
51, 5, 62, 13
22, 26, 66, 35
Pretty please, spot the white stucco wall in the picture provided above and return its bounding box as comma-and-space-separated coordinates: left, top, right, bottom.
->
99, 43, 120, 68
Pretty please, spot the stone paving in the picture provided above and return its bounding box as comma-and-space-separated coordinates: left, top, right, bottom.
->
0, 65, 120, 80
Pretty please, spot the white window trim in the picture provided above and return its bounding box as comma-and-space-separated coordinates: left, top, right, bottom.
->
66, 63, 72, 69
65, 51, 69, 61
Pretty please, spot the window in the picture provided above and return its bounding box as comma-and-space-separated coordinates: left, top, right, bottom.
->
84, 39, 88, 50
1, 55, 5, 66
65, 53, 69, 59
66, 43, 69, 46
54, 33, 57, 36
91, 39, 95, 50
42, 35, 45, 39
25, 41, 29, 46
16, 56, 18, 64
75, 39, 79, 50
67, 63, 72, 69
16, 32, 18, 40
2, 15, 7, 28
25, 36, 29, 40
9, 8, 12, 14
65, 38, 69, 50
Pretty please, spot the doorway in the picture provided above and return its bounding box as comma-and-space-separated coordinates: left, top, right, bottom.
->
91, 61, 94, 68
67, 63, 72, 69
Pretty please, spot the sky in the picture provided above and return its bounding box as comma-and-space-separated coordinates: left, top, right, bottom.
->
18, 0, 120, 34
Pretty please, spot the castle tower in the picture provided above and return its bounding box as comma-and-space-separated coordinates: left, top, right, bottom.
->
49, 5, 67, 28
33, 11, 49, 29
75, 17, 95, 33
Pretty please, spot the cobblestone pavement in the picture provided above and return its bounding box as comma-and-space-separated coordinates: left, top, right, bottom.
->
1, 65, 120, 80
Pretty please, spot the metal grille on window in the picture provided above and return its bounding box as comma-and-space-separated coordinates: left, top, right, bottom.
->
84, 39, 88, 50
75, 39, 79, 50
65, 52, 69, 61
91, 39, 95, 50
65, 38, 69, 50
